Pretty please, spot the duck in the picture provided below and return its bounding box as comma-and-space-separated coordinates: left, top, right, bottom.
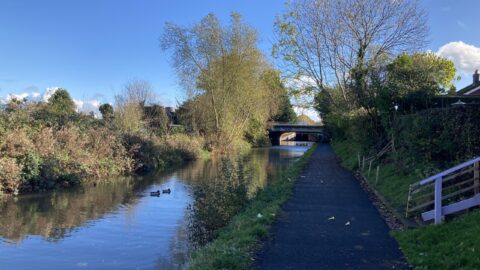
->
162, 188, 171, 194
150, 190, 161, 196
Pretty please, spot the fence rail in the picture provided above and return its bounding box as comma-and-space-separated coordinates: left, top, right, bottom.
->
406, 157, 480, 224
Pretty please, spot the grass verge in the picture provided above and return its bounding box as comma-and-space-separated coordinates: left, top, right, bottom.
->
332, 139, 480, 270
393, 210, 480, 270
188, 144, 318, 270
331, 139, 417, 212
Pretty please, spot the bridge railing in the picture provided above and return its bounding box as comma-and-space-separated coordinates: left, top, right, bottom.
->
406, 157, 480, 224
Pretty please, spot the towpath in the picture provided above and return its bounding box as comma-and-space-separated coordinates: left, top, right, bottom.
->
255, 144, 408, 270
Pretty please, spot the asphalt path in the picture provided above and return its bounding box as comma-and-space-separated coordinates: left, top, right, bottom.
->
255, 144, 408, 270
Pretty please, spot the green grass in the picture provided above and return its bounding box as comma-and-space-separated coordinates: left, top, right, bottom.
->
331, 139, 417, 212
393, 210, 480, 270
188, 144, 318, 270
332, 139, 480, 270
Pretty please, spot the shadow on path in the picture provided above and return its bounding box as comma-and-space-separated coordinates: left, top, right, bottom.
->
255, 144, 408, 270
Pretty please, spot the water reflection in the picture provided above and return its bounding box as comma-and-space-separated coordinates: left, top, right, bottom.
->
0, 145, 310, 269
0, 177, 143, 243
187, 157, 249, 247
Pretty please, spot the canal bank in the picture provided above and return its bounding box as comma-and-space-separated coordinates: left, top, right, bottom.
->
0, 144, 312, 270
188, 144, 317, 270
255, 144, 408, 270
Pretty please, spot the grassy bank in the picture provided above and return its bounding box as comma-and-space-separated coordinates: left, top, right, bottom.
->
331, 139, 417, 212
332, 139, 480, 270
393, 210, 480, 270
188, 144, 318, 270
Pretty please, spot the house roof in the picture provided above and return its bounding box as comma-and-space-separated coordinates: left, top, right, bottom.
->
457, 83, 480, 95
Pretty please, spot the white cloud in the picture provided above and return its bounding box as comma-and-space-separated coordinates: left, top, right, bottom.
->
74, 98, 101, 117
437, 41, 480, 75
43, 87, 61, 102
294, 106, 321, 123
0, 87, 101, 117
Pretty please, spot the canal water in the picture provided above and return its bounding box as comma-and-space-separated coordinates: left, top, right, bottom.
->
0, 143, 312, 270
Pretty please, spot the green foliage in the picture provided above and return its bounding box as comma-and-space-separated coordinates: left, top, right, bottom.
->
396, 106, 480, 171
244, 118, 271, 147
188, 144, 317, 270
122, 133, 206, 173
47, 88, 76, 116
143, 105, 169, 136
383, 52, 458, 114
0, 94, 206, 195
261, 69, 296, 123
99, 103, 114, 121
162, 13, 283, 152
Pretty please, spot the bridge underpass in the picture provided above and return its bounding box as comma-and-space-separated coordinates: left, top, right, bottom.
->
268, 123, 326, 146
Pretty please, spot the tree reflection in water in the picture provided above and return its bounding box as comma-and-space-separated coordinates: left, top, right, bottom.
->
0, 175, 160, 243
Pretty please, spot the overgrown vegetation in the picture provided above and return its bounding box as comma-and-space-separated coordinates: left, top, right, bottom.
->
188, 144, 317, 270
0, 84, 206, 195
162, 13, 296, 152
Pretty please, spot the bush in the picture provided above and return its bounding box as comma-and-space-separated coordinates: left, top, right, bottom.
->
0, 89, 207, 195
0, 157, 23, 194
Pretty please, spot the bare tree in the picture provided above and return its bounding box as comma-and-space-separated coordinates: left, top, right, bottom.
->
274, 0, 428, 109
114, 79, 156, 133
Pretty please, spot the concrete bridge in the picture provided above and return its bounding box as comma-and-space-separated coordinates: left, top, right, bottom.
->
268, 122, 327, 145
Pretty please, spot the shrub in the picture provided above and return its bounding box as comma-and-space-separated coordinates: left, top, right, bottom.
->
0, 157, 23, 194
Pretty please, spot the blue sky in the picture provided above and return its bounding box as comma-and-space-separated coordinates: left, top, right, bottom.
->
1, 0, 479, 115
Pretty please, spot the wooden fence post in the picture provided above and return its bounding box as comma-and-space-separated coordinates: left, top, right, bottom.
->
368, 160, 373, 178
375, 165, 380, 185
474, 162, 479, 195
434, 177, 443, 224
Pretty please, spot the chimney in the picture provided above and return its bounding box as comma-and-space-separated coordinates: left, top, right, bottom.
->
474, 70, 480, 85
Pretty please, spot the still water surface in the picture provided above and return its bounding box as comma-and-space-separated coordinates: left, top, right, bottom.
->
0, 144, 312, 270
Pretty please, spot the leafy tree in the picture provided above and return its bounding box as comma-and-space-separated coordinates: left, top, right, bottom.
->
261, 69, 297, 123
99, 103, 114, 121
162, 13, 280, 151
382, 52, 457, 113
274, 0, 428, 112
47, 88, 76, 115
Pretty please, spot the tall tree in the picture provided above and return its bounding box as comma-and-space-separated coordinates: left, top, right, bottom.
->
162, 13, 279, 151
261, 69, 297, 123
274, 0, 428, 111
382, 52, 457, 113
47, 88, 76, 115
